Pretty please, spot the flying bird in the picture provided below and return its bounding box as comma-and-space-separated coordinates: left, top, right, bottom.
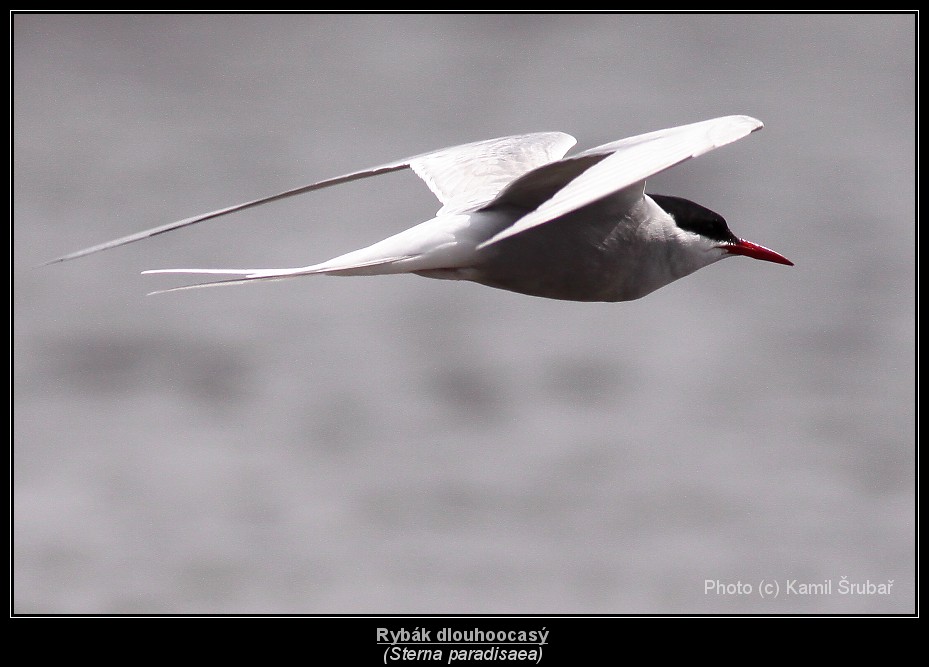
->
48, 115, 792, 301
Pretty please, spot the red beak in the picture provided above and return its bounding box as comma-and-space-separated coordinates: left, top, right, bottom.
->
725, 239, 793, 266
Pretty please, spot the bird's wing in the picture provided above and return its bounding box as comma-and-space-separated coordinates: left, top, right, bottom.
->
408, 132, 576, 214
477, 115, 763, 249
45, 132, 576, 265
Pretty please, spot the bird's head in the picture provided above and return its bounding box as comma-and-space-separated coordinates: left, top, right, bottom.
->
649, 194, 793, 269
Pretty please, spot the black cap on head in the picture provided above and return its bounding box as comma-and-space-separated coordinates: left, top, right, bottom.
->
648, 194, 739, 244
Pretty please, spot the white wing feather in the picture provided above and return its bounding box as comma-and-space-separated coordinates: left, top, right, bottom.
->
477, 115, 763, 248
410, 132, 576, 214
46, 132, 575, 265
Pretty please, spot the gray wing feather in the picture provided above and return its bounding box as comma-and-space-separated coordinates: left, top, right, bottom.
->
43, 161, 409, 265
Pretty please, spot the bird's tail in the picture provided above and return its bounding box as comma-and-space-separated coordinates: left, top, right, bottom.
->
142, 255, 414, 294
142, 213, 484, 294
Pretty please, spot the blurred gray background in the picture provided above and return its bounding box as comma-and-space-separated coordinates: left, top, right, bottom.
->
13, 13, 914, 613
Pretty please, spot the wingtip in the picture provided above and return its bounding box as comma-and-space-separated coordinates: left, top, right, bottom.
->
717, 114, 763, 136
738, 114, 764, 132
41, 235, 152, 267
39, 248, 95, 267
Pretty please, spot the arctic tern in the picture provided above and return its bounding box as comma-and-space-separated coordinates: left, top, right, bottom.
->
47, 114, 792, 301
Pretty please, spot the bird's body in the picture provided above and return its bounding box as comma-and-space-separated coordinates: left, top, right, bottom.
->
413, 196, 715, 302
48, 115, 792, 301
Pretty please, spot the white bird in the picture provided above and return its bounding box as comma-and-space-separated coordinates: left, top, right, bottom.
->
47, 115, 792, 302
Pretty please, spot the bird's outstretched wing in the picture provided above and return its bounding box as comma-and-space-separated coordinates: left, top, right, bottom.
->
45, 132, 576, 265
477, 115, 763, 248
408, 132, 576, 214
